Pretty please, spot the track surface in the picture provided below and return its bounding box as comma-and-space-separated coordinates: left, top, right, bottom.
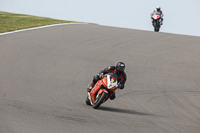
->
0, 24, 200, 133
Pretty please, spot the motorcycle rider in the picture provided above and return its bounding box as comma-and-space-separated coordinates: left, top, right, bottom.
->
151, 6, 164, 25
87, 62, 127, 100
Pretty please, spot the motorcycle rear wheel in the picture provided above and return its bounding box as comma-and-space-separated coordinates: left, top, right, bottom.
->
93, 92, 107, 109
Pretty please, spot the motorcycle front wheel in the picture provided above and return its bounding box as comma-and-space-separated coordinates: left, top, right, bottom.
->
153, 21, 160, 32
93, 92, 107, 109
85, 95, 91, 105
154, 27, 159, 32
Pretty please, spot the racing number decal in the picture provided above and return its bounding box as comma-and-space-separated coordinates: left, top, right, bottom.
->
110, 77, 116, 83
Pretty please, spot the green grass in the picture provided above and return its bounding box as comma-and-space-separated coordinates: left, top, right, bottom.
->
0, 11, 81, 33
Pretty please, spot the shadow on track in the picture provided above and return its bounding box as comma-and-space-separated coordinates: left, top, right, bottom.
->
98, 106, 162, 117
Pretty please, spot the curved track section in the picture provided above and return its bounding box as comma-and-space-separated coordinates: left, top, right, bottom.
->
0, 24, 200, 133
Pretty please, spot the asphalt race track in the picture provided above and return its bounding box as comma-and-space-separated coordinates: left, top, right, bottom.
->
0, 24, 200, 133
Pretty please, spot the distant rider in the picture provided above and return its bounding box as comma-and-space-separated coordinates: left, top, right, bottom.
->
151, 6, 164, 25
87, 62, 127, 100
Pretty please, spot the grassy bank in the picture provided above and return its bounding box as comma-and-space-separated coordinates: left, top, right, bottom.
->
0, 11, 80, 33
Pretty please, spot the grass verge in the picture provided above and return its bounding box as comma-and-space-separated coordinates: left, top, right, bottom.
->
0, 11, 81, 33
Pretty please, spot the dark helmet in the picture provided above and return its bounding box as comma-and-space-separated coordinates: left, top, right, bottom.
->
116, 62, 125, 72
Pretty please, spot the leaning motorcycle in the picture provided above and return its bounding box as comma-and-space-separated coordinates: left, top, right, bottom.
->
85, 73, 118, 109
151, 13, 162, 32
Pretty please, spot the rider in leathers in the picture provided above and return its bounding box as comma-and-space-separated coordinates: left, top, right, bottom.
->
87, 62, 127, 100
151, 6, 164, 25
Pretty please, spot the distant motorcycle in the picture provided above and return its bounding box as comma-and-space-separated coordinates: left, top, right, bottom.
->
85, 73, 118, 109
151, 13, 162, 32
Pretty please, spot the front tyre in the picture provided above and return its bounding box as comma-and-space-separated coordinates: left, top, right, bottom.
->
93, 92, 107, 109
154, 21, 160, 32
154, 26, 157, 32
85, 95, 91, 105
155, 27, 160, 32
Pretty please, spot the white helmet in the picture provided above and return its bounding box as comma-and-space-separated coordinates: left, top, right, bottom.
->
156, 6, 161, 12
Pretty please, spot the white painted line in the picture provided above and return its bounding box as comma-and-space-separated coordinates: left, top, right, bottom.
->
0, 23, 84, 36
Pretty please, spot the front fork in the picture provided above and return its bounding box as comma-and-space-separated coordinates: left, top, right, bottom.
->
88, 89, 108, 105
87, 92, 93, 105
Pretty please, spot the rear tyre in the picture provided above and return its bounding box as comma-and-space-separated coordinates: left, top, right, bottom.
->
93, 92, 107, 109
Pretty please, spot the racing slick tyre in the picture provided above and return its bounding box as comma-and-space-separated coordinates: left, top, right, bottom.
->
85, 96, 91, 105
154, 26, 159, 32
155, 27, 160, 32
93, 92, 107, 109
